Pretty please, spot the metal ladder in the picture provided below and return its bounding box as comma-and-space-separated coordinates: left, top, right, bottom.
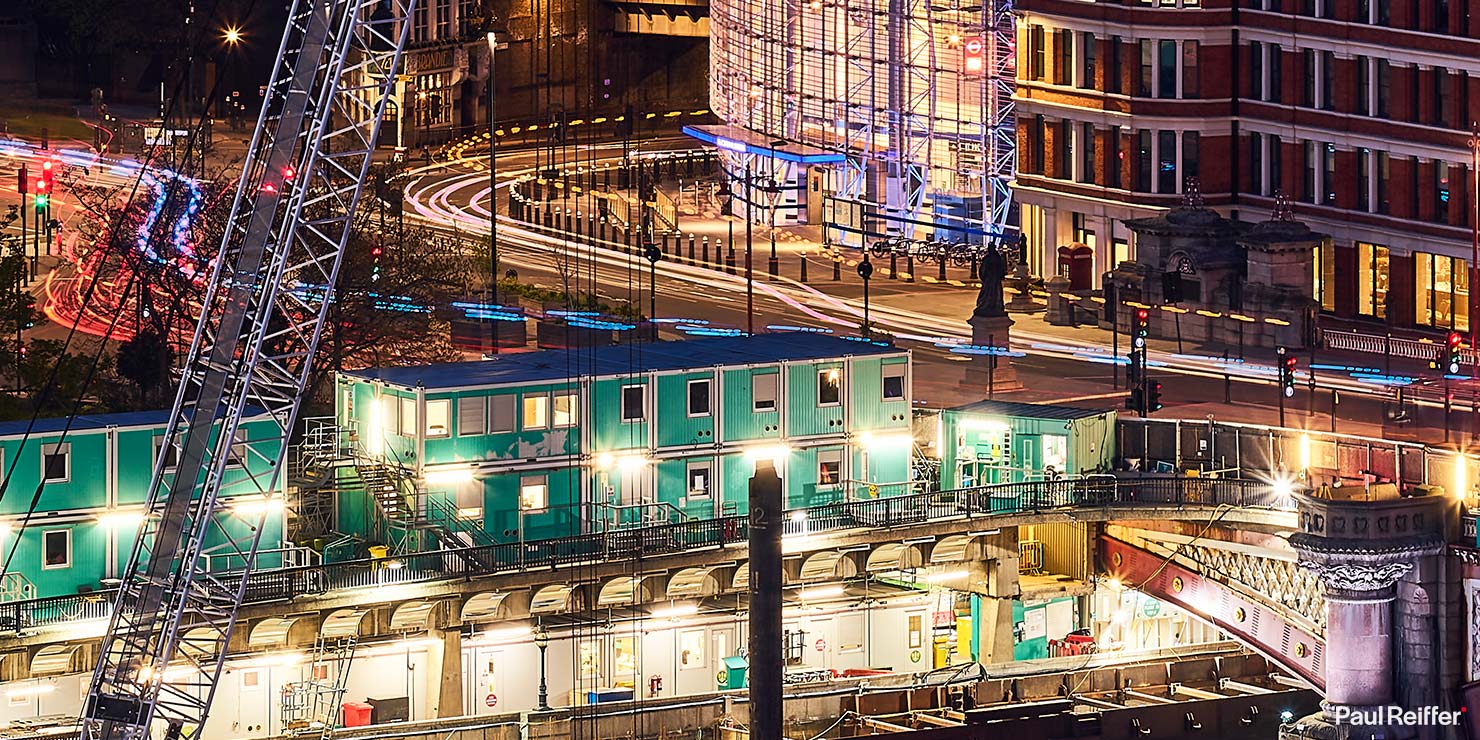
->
281, 636, 358, 740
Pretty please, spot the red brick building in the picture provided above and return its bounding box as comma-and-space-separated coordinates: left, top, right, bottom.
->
1016, 0, 1479, 333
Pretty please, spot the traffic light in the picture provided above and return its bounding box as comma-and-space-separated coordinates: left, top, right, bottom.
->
34, 193, 48, 211
1278, 346, 1296, 398
1147, 381, 1163, 413
1132, 309, 1149, 348
1127, 348, 1143, 386
1446, 331, 1463, 375
16, 164, 26, 195
40, 158, 54, 193
1125, 388, 1143, 413
963, 38, 986, 76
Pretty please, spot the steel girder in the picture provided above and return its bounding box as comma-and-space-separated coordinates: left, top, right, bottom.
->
82, 1, 414, 738
1143, 539, 1326, 635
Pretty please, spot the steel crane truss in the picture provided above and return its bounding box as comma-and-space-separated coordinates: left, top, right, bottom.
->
83, 1, 414, 738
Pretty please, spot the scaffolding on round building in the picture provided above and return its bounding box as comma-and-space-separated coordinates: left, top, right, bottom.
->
704, 0, 1017, 250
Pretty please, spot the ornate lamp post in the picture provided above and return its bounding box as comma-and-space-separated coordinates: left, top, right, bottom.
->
533, 624, 551, 710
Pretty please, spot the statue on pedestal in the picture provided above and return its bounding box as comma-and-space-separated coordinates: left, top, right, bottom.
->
974, 242, 1008, 318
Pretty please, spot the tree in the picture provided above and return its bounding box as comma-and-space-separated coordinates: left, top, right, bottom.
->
117, 329, 171, 406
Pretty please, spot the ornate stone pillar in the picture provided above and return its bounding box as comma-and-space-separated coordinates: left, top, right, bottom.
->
1285, 492, 1452, 739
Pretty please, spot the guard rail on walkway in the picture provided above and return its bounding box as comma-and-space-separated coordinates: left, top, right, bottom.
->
0, 475, 1282, 635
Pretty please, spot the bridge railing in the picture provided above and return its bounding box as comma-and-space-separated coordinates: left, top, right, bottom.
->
0, 476, 1280, 634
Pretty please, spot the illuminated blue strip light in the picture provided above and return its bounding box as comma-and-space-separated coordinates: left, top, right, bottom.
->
681, 126, 848, 165
292, 283, 432, 314
841, 335, 893, 347
1351, 373, 1415, 386
450, 301, 525, 322
546, 309, 601, 318
680, 325, 745, 337
567, 317, 635, 331
767, 325, 834, 334
943, 343, 1026, 358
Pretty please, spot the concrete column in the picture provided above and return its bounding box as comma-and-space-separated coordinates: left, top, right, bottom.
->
964, 529, 1019, 665
436, 628, 463, 718
1324, 590, 1396, 707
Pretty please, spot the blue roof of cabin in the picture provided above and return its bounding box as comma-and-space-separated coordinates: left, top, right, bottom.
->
344, 334, 905, 390
947, 399, 1110, 421
0, 407, 274, 439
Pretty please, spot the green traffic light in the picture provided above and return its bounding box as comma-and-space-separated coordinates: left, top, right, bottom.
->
34, 195, 48, 208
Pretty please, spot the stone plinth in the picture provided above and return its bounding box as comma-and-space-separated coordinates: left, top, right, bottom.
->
1044, 274, 1075, 326
962, 314, 1022, 394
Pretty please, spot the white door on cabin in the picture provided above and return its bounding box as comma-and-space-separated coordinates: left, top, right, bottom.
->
619, 466, 655, 524
233, 668, 271, 739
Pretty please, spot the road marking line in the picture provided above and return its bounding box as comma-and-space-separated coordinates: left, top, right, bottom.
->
1037, 392, 1128, 404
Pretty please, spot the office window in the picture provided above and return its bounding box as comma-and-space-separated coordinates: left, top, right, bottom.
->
687, 379, 711, 416
1377, 151, 1390, 214
817, 367, 842, 406
1057, 119, 1073, 180
1157, 130, 1177, 194
1357, 56, 1371, 115
425, 399, 449, 437
753, 372, 778, 411
621, 385, 646, 422
1135, 129, 1152, 192
1435, 67, 1451, 126
42, 530, 69, 569
489, 395, 516, 434
1376, 60, 1390, 118
1375, 0, 1389, 24
1320, 51, 1335, 110
1322, 144, 1336, 205
1053, 29, 1073, 85
1267, 44, 1282, 102
1249, 42, 1263, 100
1107, 37, 1123, 94
434, 0, 451, 38
1436, 161, 1452, 224
1249, 132, 1263, 194
1314, 242, 1336, 312
1358, 148, 1372, 211
1301, 141, 1317, 203
1157, 41, 1177, 98
687, 461, 712, 497
399, 397, 416, 436
1030, 115, 1046, 174
1138, 40, 1153, 97
41, 443, 69, 483
522, 394, 548, 430
1268, 134, 1283, 196
518, 475, 548, 511
680, 630, 705, 669
1357, 242, 1390, 319
1416, 252, 1470, 331
1302, 50, 1316, 107
1029, 25, 1045, 80
1182, 131, 1199, 182
1434, 0, 1450, 32
1079, 124, 1096, 184
1108, 125, 1123, 187
817, 449, 843, 485
457, 396, 485, 435
882, 364, 906, 400
1181, 41, 1198, 98
553, 393, 577, 427
1079, 32, 1097, 89
153, 436, 179, 470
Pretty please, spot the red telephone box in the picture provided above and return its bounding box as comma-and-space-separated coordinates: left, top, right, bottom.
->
1057, 244, 1094, 291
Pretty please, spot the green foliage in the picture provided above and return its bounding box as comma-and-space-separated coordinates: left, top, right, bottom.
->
498, 277, 643, 320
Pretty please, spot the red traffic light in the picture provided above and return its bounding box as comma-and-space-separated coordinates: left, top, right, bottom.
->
1449, 332, 1463, 347
41, 160, 53, 173
34, 178, 47, 193
1136, 309, 1149, 321
282, 166, 296, 181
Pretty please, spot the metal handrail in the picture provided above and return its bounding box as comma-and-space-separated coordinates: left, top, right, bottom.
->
0, 476, 1283, 634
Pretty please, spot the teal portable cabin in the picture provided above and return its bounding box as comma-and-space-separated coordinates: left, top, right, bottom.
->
939, 400, 1115, 490
336, 334, 915, 543
0, 409, 286, 599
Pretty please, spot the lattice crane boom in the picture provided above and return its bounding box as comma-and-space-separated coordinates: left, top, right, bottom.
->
82, 1, 415, 738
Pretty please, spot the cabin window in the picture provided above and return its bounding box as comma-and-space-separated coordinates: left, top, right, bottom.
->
42, 529, 70, 569
519, 475, 548, 511
552, 393, 577, 427
752, 373, 777, 412
425, 399, 450, 437
882, 364, 906, 400
522, 395, 549, 430
457, 396, 486, 435
41, 443, 70, 483
817, 368, 842, 406
621, 385, 646, 422
687, 380, 711, 417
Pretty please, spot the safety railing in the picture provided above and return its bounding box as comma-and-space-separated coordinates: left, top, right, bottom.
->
1322, 328, 1477, 367
0, 475, 1284, 635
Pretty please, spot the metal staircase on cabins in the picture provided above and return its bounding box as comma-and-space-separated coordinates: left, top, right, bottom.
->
81, 2, 415, 739
280, 635, 358, 740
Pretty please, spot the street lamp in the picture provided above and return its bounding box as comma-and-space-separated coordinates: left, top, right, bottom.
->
533, 624, 551, 711
766, 139, 786, 277
417, 90, 429, 161
486, 30, 508, 355
222, 26, 242, 45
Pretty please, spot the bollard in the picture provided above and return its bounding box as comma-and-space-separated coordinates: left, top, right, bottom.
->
687, 234, 696, 264
575, 211, 584, 240
543, 207, 553, 229
800, 253, 808, 283
890, 253, 898, 279
603, 167, 611, 189
702, 236, 711, 265
905, 254, 915, 283
938, 256, 947, 281
600, 217, 608, 243
832, 256, 841, 281
725, 251, 737, 275
564, 209, 573, 234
